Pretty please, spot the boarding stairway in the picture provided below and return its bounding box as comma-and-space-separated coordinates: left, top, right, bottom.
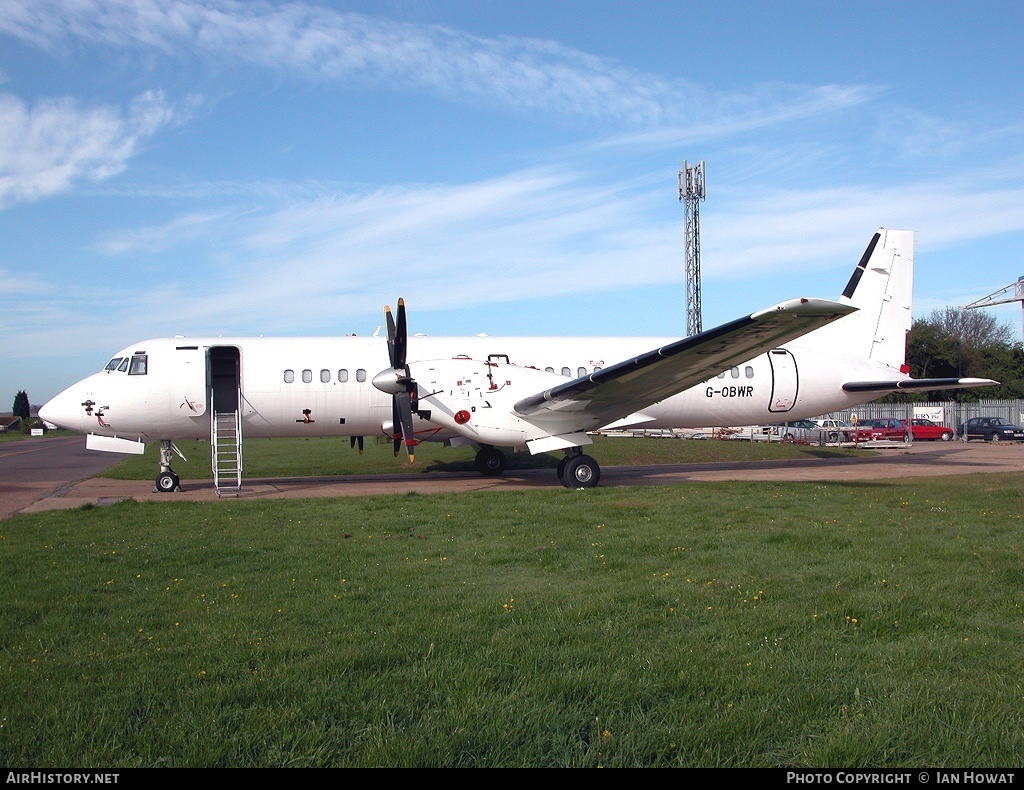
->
211, 408, 242, 497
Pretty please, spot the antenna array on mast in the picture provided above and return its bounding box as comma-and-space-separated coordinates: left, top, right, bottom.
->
679, 161, 706, 336
962, 275, 1024, 342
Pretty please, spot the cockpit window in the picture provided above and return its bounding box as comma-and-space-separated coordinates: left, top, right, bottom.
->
128, 355, 148, 375
105, 357, 124, 371
117, 358, 129, 372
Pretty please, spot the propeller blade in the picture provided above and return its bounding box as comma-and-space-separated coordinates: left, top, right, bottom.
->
391, 399, 402, 456
382, 298, 418, 463
384, 304, 398, 368
395, 392, 418, 462
350, 436, 364, 454
394, 298, 408, 369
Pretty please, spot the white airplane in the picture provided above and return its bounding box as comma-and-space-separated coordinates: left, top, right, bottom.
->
39, 228, 995, 494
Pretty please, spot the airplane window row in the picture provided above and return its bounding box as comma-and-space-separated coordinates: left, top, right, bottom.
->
104, 355, 148, 375
281, 366, 607, 384
283, 368, 367, 384
717, 366, 754, 379
544, 366, 601, 378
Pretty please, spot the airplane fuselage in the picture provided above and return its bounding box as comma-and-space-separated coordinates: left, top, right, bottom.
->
42, 333, 889, 446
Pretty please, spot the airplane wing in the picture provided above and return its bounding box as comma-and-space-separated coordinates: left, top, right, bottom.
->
513, 297, 855, 431
842, 377, 997, 393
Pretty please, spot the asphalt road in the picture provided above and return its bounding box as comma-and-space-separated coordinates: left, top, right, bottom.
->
0, 435, 123, 520
4, 435, 1024, 519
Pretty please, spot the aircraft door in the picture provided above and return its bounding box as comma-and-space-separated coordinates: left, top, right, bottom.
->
167, 344, 208, 419
767, 348, 798, 412
209, 346, 241, 414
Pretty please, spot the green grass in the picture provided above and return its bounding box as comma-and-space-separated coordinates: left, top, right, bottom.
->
2, 465, 1023, 767
102, 432, 863, 480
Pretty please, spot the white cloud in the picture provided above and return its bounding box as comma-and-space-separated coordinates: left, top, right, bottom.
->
0, 89, 182, 207
1, 0, 875, 130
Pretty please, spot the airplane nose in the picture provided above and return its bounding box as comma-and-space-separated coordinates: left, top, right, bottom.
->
38, 388, 85, 432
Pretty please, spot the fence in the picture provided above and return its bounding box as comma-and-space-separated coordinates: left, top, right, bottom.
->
823, 399, 1024, 432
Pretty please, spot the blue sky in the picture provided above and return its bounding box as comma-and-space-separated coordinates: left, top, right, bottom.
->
3, 0, 1024, 404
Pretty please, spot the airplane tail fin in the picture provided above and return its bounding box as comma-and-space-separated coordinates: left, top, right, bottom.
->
801, 228, 914, 372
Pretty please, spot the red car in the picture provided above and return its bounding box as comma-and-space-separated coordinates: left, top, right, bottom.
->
903, 418, 956, 441
852, 418, 910, 443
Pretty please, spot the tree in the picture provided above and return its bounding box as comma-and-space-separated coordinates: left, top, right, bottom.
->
12, 390, 30, 420
905, 308, 1023, 401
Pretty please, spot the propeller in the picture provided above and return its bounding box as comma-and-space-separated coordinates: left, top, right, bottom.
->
350, 436, 364, 454
372, 298, 420, 462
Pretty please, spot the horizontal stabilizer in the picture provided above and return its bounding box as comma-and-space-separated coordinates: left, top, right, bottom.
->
842, 377, 998, 393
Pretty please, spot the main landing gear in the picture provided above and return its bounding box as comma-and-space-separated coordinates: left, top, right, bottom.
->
474, 445, 507, 476
473, 445, 601, 488
557, 449, 601, 489
154, 439, 182, 493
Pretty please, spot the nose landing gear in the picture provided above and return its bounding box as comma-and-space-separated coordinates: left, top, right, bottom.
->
154, 439, 185, 493
156, 469, 180, 493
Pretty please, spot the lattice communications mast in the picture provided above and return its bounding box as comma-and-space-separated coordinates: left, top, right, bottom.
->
679, 161, 706, 336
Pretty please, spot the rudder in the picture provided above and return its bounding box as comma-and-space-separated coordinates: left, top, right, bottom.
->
802, 228, 914, 371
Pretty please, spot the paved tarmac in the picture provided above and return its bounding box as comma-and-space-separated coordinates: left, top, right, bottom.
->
5, 437, 1023, 519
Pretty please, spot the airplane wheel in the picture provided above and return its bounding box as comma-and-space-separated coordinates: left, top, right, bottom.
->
556, 457, 568, 484
155, 471, 180, 493
561, 454, 600, 488
474, 447, 507, 476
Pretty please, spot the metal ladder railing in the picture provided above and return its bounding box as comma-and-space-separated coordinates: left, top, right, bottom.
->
211, 406, 242, 497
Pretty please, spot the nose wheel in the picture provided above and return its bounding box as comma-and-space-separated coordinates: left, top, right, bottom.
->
155, 470, 180, 493
154, 439, 184, 492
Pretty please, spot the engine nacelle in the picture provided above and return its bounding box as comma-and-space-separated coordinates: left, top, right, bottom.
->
411, 357, 577, 450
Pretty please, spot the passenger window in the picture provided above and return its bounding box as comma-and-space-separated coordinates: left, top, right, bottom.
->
745, 366, 754, 378
356, 369, 367, 382
105, 358, 123, 371
717, 372, 725, 379
128, 355, 148, 375
284, 369, 295, 383
730, 367, 739, 379
545, 367, 554, 373
320, 369, 331, 383
561, 367, 571, 377
302, 369, 312, 383
338, 369, 349, 383
577, 367, 586, 377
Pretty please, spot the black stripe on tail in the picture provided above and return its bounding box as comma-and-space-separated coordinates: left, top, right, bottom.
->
841, 232, 880, 299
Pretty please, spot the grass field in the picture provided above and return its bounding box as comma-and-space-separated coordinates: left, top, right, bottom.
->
2, 436, 1024, 767
102, 431, 862, 481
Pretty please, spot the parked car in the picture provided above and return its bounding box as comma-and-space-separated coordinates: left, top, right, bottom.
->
957, 417, 1024, 442
852, 418, 910, 443
903, 418, 955, 442
815, 418, 854, 443
772, 419, 822, 443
